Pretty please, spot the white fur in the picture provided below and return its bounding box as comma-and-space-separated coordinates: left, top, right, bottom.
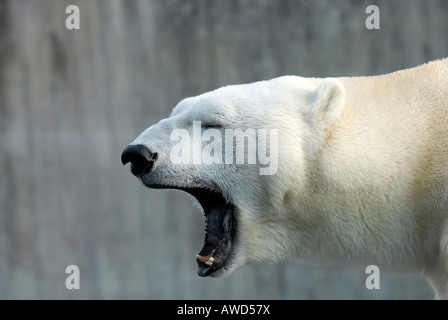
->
129, 59, 448, 298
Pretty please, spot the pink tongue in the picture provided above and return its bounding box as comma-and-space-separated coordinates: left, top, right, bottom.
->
196, 254, 211, 263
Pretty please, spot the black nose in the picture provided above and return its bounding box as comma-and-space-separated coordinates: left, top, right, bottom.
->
121, 144, 158, 176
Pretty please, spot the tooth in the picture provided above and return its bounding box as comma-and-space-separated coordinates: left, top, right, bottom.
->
205, 257, 215, 266
196, 254, 211, 263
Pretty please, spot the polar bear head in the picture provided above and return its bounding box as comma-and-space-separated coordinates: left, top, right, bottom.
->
121, 76, 345, 277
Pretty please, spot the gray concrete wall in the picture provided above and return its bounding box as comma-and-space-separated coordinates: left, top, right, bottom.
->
0, 0, 446, 299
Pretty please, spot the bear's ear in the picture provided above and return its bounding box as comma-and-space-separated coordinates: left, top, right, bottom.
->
308, 78, 346, 125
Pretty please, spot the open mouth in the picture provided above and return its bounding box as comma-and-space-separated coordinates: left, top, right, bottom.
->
143, 181, 237, 277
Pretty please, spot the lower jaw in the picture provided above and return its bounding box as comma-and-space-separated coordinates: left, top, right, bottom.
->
139, 181, 238, 277
196, 204, 237, 277
197, 259, 233, 277
196, 236, 233, 277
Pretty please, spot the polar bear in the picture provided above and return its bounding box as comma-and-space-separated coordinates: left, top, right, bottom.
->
122, 59, 448, 299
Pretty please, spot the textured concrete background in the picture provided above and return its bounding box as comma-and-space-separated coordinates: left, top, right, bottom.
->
0, 0, 446, 299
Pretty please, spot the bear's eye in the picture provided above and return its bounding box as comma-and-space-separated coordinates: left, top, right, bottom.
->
201, 123, 223, 129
